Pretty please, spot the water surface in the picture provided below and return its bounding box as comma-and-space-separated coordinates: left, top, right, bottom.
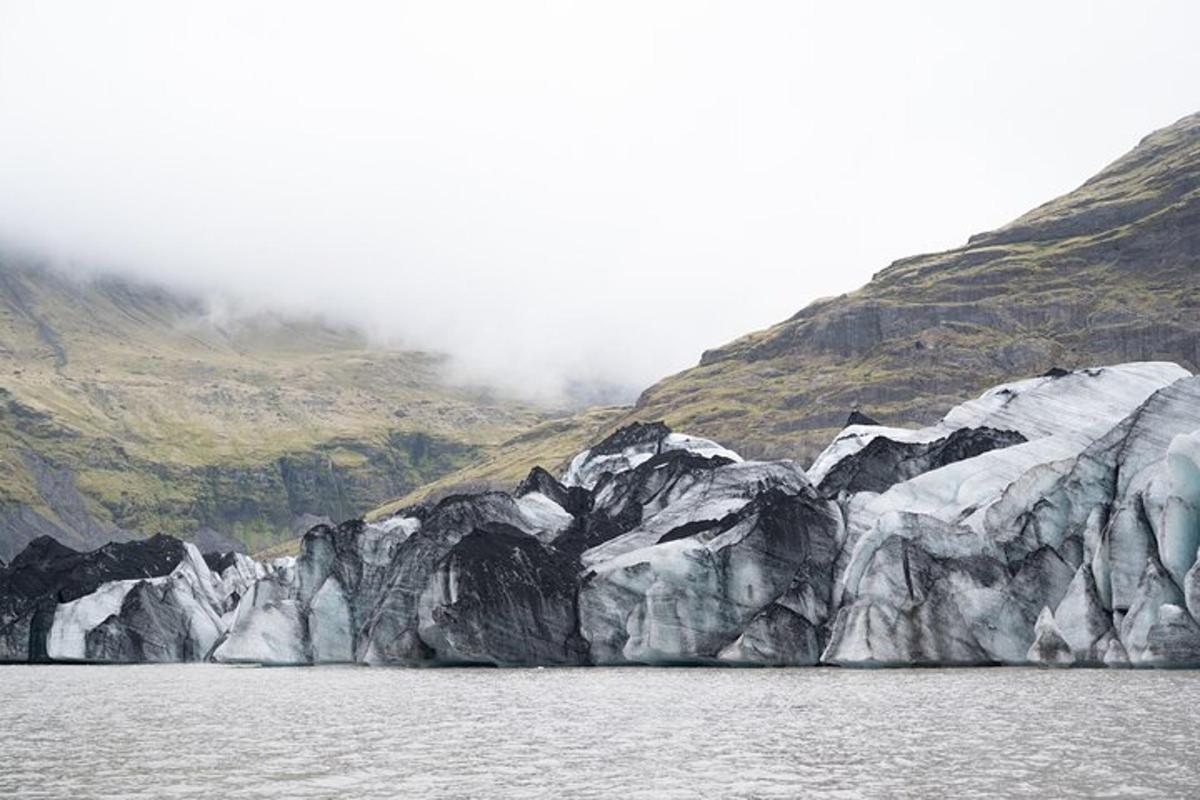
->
1, 665, 1196, 798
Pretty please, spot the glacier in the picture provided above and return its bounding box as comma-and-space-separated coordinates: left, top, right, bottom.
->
3, 361, 1200, 668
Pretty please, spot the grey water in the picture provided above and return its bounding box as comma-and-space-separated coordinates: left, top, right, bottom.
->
1, 665, 1197, 799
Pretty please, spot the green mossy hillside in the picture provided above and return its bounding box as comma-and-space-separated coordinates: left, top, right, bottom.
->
0, 263, 554, 559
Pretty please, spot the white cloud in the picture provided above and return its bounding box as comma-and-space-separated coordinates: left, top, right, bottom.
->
1, 0, 1198, 401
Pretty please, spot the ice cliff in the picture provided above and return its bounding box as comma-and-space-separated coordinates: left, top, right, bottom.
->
4, 361, 1200, 668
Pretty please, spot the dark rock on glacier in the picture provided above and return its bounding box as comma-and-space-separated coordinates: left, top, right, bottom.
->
50, 546, 248, 663
222, 490, 563, 667
361, 493, 542, 665
718, 603, 823, 666
204, 551, 241, 574
0, 534, 189, 661
589, 421, 672, 457
516, 466, 590, 516
84, 580, 201, 662
816, 426, 1027, 496
579, 486, 841, 665
0, 534, 256, 663
6, 534, 187, 604
846, 410, 880, 427
554, 449, 738, 557
214, 420, 841, 666
577, 454, 809, 567
296, 518, 407, 656
418, 523, 585, 665
564, 421, 739, 490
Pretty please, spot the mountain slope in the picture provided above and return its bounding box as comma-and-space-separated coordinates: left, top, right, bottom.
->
359, 110, 1200, 516
0, 260, 554, 561
625, 110, 1200, 462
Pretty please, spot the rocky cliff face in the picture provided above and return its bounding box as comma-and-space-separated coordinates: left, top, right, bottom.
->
361, 112, 1200, 512
7, 360, 1200, 668
607, 112, 1200, 465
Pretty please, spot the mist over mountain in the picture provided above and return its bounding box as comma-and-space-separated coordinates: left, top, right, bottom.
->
3, 2, 1199, 403
0, 255, 572, 561
368, 109, 1200, 513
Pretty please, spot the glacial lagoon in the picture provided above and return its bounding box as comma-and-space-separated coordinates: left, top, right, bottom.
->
2, 664, 1197, 798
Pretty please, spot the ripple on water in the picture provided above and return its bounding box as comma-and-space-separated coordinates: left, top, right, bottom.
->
1, 664, 1198, 799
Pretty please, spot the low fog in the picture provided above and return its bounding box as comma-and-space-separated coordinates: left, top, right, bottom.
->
2, 1, 1199, 403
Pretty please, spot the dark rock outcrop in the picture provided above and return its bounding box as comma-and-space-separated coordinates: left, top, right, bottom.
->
418, 523, 586, 665
515, 466, 591, 516
85, 580, 200, 663
846, 410, 880, 427
0, 535, 188, 661
588, 421, 672, 457
579, 486, 841, 665
0, 534, 253, 662
816, 426, 1027, 496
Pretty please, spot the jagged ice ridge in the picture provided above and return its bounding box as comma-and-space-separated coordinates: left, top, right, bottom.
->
3, 362, 1200, 668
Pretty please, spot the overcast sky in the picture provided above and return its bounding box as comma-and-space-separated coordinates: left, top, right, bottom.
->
1, 1, 1198, 402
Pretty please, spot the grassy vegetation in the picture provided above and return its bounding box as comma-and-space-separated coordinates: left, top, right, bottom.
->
362, 110, 1200, 490
614, 113, 1200, 464
367, 406, 626, 519
355, 110, 1200, 530
0, 263, 556, 552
